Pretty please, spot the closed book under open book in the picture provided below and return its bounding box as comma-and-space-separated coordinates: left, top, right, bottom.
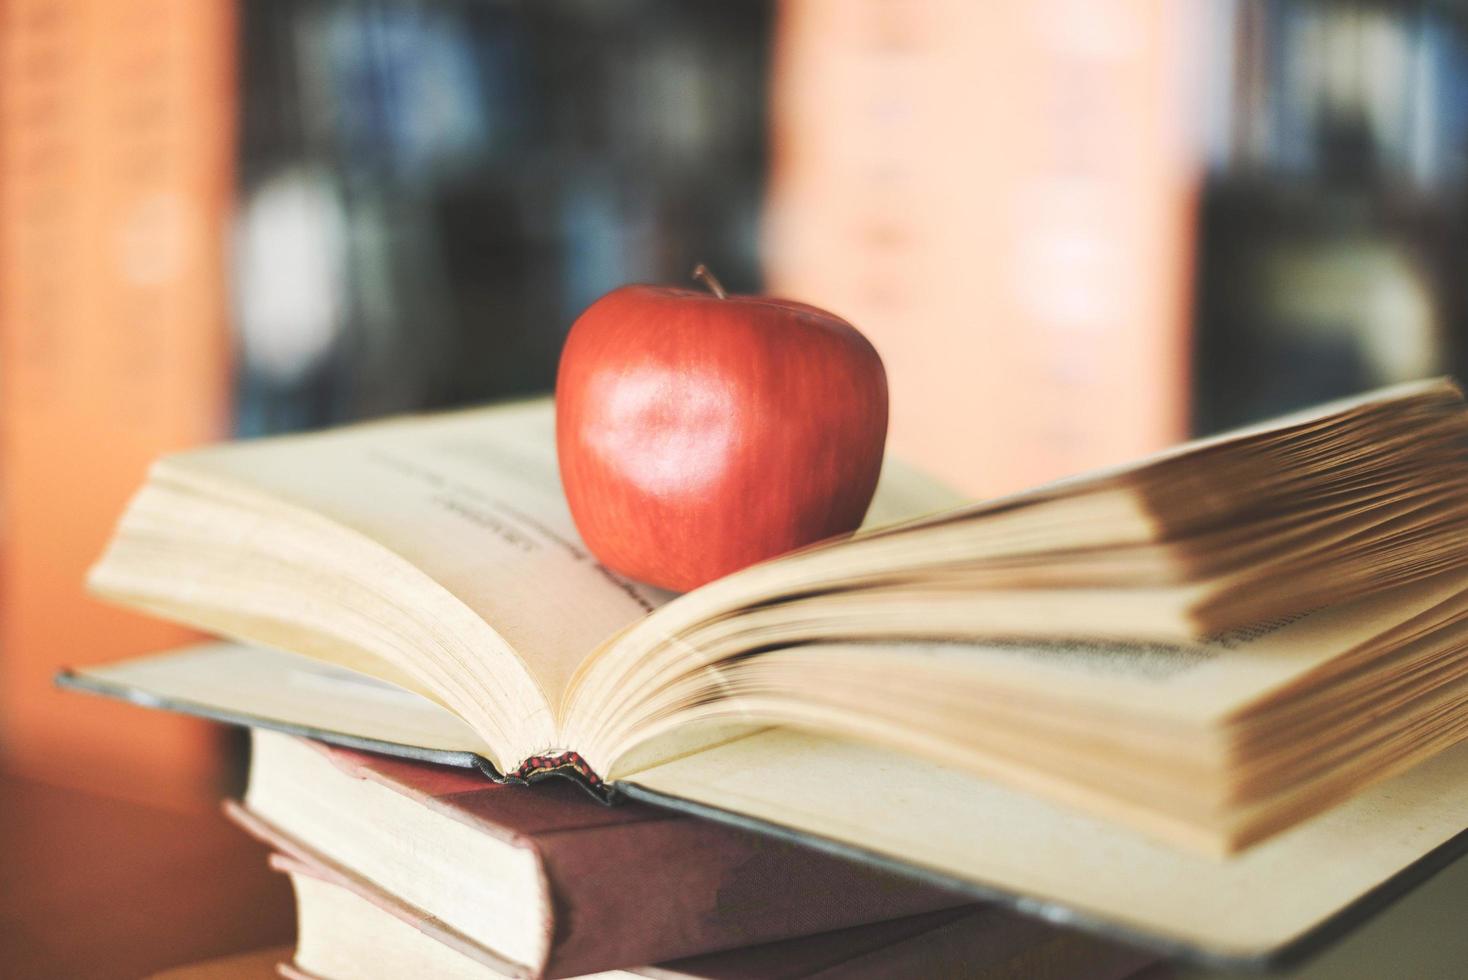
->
64, 379, 1468, 966
230, 729, 959, 978
267, 838, 1150, 980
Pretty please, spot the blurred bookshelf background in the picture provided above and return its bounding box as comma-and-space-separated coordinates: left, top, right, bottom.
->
2, 0, 1468, 813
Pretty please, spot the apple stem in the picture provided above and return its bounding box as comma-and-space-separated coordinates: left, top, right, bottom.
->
692, 263, 728, 300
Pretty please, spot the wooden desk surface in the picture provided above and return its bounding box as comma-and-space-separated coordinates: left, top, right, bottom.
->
0, 772, 294, 980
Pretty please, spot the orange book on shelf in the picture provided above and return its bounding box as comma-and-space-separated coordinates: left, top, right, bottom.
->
764, 0, 1199, 497
0, 0, 236, 806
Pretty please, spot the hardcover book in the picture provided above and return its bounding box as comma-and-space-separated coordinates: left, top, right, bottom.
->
269, 846, 1151, 980
231, 729, 961, 978
63, 379, 1468, 965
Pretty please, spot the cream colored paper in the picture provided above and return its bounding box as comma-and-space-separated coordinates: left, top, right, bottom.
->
623, 728, 1468, 958
169, 400, 669, 711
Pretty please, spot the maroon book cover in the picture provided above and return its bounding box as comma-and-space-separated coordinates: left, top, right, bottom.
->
228, 738, 970, 978
268, 848, 1154, 980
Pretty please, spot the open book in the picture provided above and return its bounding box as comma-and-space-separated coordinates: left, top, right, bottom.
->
65, 379, 1468, 964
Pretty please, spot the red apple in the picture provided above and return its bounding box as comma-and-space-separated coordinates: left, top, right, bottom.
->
555, 267, 888, 592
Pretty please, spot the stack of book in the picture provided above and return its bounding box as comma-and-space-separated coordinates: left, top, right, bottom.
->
223, 727, 1149, 978
66, 379, 1468, 974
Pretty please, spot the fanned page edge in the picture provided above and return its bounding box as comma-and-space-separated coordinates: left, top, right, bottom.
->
838, 376, 1463, 541
84, 460, 561, 766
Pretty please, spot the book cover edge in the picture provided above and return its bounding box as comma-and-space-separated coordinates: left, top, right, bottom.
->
56, 665, 1468, 969
53, 667, 616, 802
615, 781, 1468, 973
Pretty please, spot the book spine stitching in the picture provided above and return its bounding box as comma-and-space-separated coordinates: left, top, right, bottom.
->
509, 751, 610, 795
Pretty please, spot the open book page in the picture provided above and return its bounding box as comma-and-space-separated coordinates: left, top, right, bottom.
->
620, 728, 1468, 961
161, 398, 958, 720
861, 457, 968, 526
793, 568, 1468, 728
170, 400, 670, 714
574, 568, 1468, 788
